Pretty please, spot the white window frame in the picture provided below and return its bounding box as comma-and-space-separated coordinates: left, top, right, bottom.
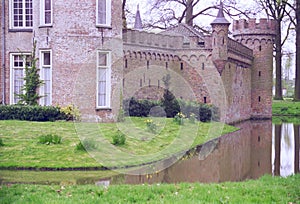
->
40, 0, 53, 26
96, 51, 111, 109
9, 0, 33, 29
39, 50, 52, 106
10, 53, 30, 104
96, 0, 111, 27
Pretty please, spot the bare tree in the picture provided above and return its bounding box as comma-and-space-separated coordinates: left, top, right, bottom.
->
284, 0, 299, 101
295, 0, 300, 100
144, 0, 254, 29
122, 0, 126, 29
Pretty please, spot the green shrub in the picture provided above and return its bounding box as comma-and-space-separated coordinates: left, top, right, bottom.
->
178, 100, 219, 122
162, 90, 180, 118
174, 112, 185, 125
145, 119, 158, 133
60, 104, 81, 121
0, 105, 67, 121
75, 141, 86, 151
0, 138, 4, 146
38, 134, 62, 145
76, 138, 96, 151
123, 98, 161, 117
189, 113, 196, 123
123, 98, 219, 122
112, 131, 126, 146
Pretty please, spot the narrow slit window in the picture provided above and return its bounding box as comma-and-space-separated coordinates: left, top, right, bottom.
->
125, 59, 128, 68
204, 97, 207, 104
180, 62, 183, 70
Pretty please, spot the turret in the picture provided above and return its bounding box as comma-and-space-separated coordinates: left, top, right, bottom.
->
211, 2, 230, 75
233, 18, 276, 119
134, 4, 143, 30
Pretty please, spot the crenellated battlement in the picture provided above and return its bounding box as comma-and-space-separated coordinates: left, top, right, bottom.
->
233, 18, 276, 36
123, 29, 185, 50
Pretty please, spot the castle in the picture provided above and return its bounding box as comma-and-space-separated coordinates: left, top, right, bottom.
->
0, 0, 276, 123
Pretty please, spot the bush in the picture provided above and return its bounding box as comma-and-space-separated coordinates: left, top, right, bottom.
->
178, 100, 219, 122
0, 105, 67, 121
162, 90, 180, 118
174, 112, 186, 125
112, 131, 126, 146
145, 119, 158, 133
76, 138, 97, 151
38, 134, 62, 145
123, 98, 161, 117
123, 98, 219, 122
0, 138, 4, 146
60, 104, 81, 121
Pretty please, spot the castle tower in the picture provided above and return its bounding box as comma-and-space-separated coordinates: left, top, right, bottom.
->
233, 19, 276, 119
134, 4, 143, 30
210, 2, 230, 75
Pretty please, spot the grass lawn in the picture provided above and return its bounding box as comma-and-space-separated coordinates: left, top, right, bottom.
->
0, 174, 299, 204
0, 118, 237, 169
272, 99, 300, 116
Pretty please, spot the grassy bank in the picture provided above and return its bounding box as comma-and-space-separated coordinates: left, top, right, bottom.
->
1, 174, 299, 204
0, 118, 237, 169
272, 99, 300, 116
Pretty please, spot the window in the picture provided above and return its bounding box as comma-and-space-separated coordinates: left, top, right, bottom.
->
10, 0, 33, 29
40, 51, 52, 106
96, 0, 111, 27
40, 0, 52, 26
97, 51, 111, 108
10, 54, 30, 104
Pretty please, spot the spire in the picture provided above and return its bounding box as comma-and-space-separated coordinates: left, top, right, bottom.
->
211, 1, 230, 25
134, 4, 143, 30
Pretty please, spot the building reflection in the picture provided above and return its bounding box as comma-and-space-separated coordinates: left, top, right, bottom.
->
114, 120, 273, 184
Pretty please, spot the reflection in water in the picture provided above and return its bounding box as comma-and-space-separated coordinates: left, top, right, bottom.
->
272, 123, 300, 177
111, 120, 274, 184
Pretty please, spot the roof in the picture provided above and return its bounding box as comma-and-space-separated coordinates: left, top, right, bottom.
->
211, 2, 230, 25
134, 4, 143, 30
160, 23, 205, 40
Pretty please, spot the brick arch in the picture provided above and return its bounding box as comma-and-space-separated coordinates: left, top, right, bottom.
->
189, 54, 198, 62
161, 53, 165, 61
181, 55, 189, 62
133, 51, 137, 59
157, 53, 161, 60
151, 53, 156, 60
147, 52, 152, 60
198, 54, 207, 62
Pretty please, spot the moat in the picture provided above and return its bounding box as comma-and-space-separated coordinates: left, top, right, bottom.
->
0, 119, 299, 185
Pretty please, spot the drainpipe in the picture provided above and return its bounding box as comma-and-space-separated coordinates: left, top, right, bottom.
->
1, 0, 6, 105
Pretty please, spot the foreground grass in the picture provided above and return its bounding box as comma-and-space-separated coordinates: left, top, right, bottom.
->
0, 174, 299, 204
272, 99, 300, 116
0, 118, 237, 169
